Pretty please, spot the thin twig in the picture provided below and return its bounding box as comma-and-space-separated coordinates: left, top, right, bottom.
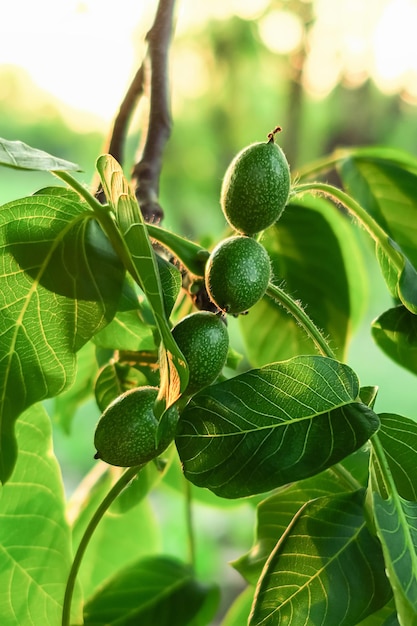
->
107, 64, 146, 166
95, 64, 146, 202
132, 0, 177, 224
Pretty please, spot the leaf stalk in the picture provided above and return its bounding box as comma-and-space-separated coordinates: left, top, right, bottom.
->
266, 282, 336, 359
293, 182, 404, 273
61, 465, 143, 626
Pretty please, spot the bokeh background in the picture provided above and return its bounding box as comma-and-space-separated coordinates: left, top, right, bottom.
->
2, 1, 417, 620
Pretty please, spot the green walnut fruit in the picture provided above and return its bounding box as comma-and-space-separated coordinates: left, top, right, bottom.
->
94, 386, 177, 467
205, 235, 271, 315
172, 311, 229, 394
221, 136, 290, 235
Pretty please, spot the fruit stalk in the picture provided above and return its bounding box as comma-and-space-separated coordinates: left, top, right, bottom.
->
266, 282, 336, 359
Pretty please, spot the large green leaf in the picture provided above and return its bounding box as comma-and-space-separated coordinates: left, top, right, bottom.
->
338, 149, 417, 269
339, 150, 417, 313
372, 305, 417, 375
0, 192, 125, 482
0, 137, 80, 171
83, 556, 219, 626
378, 413, 417, 501
0, 404, 79, 625
248, 491, 392, 626
240, 193, 366, 365
372, 493, 417, 625
176, 355, 380, 498
233, 467, 357, 584
96, 155, 188, 409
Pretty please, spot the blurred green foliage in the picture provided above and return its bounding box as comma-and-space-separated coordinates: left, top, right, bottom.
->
2, 10, 417, 238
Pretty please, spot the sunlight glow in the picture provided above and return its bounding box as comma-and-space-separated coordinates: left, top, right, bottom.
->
303, 0, 387, 97
0, 0, 157, 128
258, 10, 304, 55
373, 0, 417, 94
2, 0, 417, 127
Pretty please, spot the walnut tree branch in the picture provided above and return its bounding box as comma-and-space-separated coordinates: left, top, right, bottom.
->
95, 64, 146, 203
131, 0, 177, 224
106, 64, 146, 166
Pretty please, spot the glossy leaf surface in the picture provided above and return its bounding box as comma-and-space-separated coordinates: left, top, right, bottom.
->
370, 426, 417, 626
94, 361, 158, 413
176, 356, 380, 498
377, 240, 417, 314
147, 223, 209, 277
249, 491, 391, 626
156, 254, 182, 316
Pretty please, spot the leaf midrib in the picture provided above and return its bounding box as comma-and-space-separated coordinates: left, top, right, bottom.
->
253, 505, 367, 625
178, 400, 362, 438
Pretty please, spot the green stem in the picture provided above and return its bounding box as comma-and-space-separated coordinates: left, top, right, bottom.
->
266, 282, 336, 359
293, 182, 403, 273
52, 170, 107, 214
184, 477, 196, 570
61, 465, 143, 626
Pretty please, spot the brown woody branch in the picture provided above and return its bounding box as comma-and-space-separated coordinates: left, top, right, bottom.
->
131, 0, 177, 224
95, 65, 146, 203
107, 64, 146, 166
